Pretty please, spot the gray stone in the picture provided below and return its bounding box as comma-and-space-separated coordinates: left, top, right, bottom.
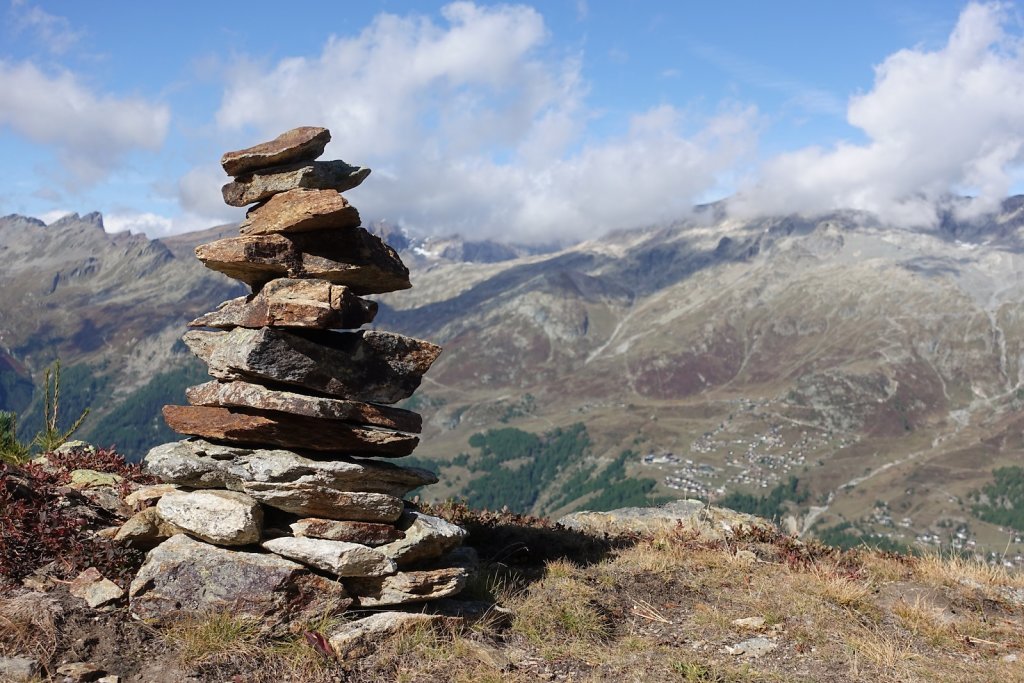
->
54, 662, 105, 682
68, 568, 124, 608
124, 484, 180, 508
0, 655, 40, 681
240, 481, 404, 522
345, 565, 468, 607
379, 511, 467, 567
185, 380, 421, 433
189, 279, 377, 330
221, 126, 331, 177
557, 499, 776, 541
290, 518, 405, 545
183, 327, 441, 404
239, 188, 360, 235
194, 228, 408, 293
222, 159, 369, 207
327, 612, 458, 660
262, 536, 397, 577
129, 535, 350, 630
156, 489, 262, 546
724, 637, 778, 658
143, 438, 435, 496
161, 405, 419, 456
114, 507, 185, 549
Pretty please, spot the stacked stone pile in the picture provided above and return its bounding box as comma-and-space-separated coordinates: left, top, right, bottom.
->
126, 127, 470, 626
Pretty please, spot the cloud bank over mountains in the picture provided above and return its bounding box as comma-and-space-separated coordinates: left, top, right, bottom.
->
4, 2, 1024, 241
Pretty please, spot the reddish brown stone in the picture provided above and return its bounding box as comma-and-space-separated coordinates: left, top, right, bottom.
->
240, 189, 360, 235
291, 518, 406, 546
185, 380, 421, 433
194, 229, 410, 294
221, 127, 331, 177
162, 405, 419, 456
182, 327, 441, 404
189, 278, 377, 330
222, 160, 369, 207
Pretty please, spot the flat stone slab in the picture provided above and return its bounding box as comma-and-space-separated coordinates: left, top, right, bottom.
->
185, 380, 421, 433
69, 567, 124, 608
183, 327, 441, 404
328, 612, 458, 660
379, 511, 468, 567
345, 566, 468, 607
143, 439, 436, 497
221, 126, 331, 177
189, 278, 377, 330
557, 499, 777, 541
162, 405, 419, 456
240, 188, 360, 235
262, 536, 397, 577
291, 518, 405, 546
222, 159, 370, 207
129, 535, 350, 630
240, 481, 404, 522
195, 229, 409, 293
156, 489, 262, 546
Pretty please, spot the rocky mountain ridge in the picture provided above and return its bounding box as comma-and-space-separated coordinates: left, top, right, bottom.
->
3, 202, 1024, 554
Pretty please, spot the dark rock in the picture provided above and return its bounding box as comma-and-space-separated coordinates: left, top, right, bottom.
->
222, 160, 369, 207
182, 327, 441, 404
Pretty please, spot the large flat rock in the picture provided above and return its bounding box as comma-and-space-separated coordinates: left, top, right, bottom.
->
195, 229, 409, 293
222, 159, 369, 207
262, 536, 397, 577
183, 327, 441, 404
240, 188, 360, 235
155, 489, 262, 546
189, 279, 377, 330
129, 535, 350, 630
221, 127, 331, 177
185, 380, 422, 433
162, 405, 419, 456
240, 481, 405, 522
143, 438, 436, 497
557, 499, 777, 541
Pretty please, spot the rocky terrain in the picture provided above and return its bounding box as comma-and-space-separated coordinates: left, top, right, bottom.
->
4, 200, 1024, 555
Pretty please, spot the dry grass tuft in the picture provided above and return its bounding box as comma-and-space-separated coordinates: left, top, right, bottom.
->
0, 594, 61, 661
162, 611, 262, 667
808, 565, 873, 609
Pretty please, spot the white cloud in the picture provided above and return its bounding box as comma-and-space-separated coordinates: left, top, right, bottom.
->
0, 60, 170, 187
211, 1, 756, 242
104, 211, 173, 237
178, 163, 244, 223
731, 2, 1024, 225
10, 1, 81, 54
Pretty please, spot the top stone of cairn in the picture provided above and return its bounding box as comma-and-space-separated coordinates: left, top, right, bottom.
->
221, 126, 331, 177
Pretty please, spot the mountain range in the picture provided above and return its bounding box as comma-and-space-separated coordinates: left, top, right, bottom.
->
2, 202, 1024, 557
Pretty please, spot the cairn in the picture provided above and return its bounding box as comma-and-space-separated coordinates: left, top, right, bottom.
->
127, 127, 469, 626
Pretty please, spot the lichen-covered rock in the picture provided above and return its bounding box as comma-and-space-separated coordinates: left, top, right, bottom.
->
239, 188, 360, 235
114, 507, 185, 549
129, 535, 350, 630
557, 499, 776, 541
290, 518, 405, 546
345, 566, 468, 607
240, 481, 404, 522
262, 536, 396, 577
378, 511, 467, 567
143, 439, 435, 496
182, 327, 440, 404
156, 489, 262, 546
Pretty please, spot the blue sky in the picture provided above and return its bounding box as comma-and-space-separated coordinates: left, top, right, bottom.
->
1, 1, 1021, 241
